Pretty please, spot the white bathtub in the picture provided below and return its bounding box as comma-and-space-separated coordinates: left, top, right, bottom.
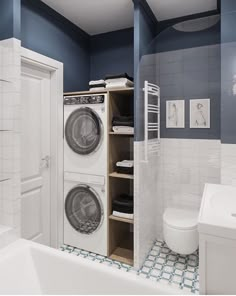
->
0, 239, 187, 295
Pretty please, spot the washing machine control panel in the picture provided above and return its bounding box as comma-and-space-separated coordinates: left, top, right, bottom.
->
64, 95, 105, 105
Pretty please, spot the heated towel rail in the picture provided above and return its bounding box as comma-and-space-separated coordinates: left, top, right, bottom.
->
143, 81, 160, 162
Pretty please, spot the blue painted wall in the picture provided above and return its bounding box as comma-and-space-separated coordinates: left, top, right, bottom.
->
145, 19, 221, 140
154, 21, 220, 53
221, 0, 236, 143
0, 0, 21, 40
21, 0, 134, 92
90, 28, 134, 80
133, 0, 157, 141
21, 0, 90, 92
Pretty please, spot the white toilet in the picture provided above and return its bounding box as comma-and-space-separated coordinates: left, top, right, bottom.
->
163, 207, 199, 255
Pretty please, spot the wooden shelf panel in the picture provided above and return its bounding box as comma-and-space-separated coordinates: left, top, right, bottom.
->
109, 215, 134, 224
109, 132, 134, 136
109, 172, 134, 180
110, 247, 133, 265
64, 87, 133, 96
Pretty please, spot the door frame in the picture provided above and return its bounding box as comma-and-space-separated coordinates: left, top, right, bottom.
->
21, 47, 64, 248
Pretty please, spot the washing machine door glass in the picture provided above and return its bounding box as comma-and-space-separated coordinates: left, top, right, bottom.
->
65, 107, 103, 155
65, 185, 103, 235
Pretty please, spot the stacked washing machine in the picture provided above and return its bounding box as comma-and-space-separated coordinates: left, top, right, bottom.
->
63, 93, 108, 256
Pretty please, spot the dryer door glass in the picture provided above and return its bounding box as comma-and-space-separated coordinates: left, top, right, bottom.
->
65, 186, 103, 234
65, 107, 103, 155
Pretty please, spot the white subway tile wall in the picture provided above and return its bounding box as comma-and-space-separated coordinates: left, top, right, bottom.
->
134, 140, 159, 269
0, 38, 21, 245
156, 139, 221, 239
221, 144, 236, 186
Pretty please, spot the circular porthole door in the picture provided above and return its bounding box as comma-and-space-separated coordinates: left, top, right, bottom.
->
65, 107, 103, 155
65, 185, 103, 235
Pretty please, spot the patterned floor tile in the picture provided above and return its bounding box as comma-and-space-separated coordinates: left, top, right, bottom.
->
61, 240, 199, 294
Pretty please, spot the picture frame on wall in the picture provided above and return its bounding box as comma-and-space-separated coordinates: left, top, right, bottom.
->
190, 98, 210, 129
166, 100, 185, 128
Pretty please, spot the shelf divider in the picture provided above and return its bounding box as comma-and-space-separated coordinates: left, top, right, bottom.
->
109, 132, 134, 136
109, 214, 134, 224
109, 172, 134, 180
110, 247, 133, 265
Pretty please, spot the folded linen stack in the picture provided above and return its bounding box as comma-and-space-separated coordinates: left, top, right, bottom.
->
105, 73, 134, 89
116, 160, 134, 175
112, 194, 133, 220
112, 115, 134, 134
89, 80, 106, 91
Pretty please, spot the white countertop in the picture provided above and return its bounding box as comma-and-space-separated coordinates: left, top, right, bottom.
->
198, 183, 236, 239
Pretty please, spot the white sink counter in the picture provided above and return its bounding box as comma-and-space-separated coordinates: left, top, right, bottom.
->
199, 183, 236, 294
198, 183, 236, 239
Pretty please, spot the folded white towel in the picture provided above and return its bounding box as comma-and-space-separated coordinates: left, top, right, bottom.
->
105, 78, 134, 88
112, 126, 134, 134
89, 87, 106, 92
112, 211, 134, 220
89, 80, 105, 86
105, 78, 132, 84
116, 160, 134, 168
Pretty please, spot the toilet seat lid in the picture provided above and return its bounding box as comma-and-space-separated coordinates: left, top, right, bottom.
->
163, 208, 199, 230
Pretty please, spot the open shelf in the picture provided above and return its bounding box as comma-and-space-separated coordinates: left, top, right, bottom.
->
110, 246, 133, 265
109, 233, 134, 265
109, 214, 134, 224
109, 132, 134, 136
109, 172, 133, 180
64, 87, 134, 97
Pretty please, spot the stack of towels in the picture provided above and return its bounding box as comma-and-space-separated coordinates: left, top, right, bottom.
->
112, 115, 134, 134
89, 80, 106, 91
112, 194, 133, 220
116, 160, 134, 175
89, 73, 134, 91
105, 73, 134, 89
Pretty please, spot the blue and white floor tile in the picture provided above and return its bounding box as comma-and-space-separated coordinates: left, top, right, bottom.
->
60, 240, 199, 294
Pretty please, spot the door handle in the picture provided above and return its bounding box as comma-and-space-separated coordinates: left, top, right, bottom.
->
40, 155, 50, 169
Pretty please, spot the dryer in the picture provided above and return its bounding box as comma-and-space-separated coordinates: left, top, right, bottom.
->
64, 93, 107, 176
64, 172, 107, 256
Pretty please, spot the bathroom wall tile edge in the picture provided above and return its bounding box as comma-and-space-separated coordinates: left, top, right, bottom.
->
0, 37, 21, 246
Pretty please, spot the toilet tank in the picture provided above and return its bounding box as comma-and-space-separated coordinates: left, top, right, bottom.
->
198, 184, 236, 295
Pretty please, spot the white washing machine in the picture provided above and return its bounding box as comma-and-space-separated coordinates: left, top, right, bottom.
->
64, 93, 107, 176
64, 171, 107, 256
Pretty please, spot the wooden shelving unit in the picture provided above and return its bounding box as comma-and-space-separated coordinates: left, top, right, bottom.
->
107, 88, 134, 266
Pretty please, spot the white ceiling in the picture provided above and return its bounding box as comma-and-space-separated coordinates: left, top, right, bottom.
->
41, 0, 134, 36
147, 0, 217, 22
42, 0, 218, 36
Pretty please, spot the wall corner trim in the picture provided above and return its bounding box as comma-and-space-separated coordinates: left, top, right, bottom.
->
133, 0, 159, 32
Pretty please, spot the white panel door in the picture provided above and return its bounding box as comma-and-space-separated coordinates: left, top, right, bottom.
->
21, 62, 51, 246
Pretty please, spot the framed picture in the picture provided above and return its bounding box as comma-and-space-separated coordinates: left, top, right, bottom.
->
190, 99, 210, 128
166, 100, 185, 128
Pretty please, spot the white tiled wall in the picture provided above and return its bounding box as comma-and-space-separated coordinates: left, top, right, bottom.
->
0, 38, 21, 246
134, 140, 158, 269
156, 138, 221, 239
221, 144, 236, 186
